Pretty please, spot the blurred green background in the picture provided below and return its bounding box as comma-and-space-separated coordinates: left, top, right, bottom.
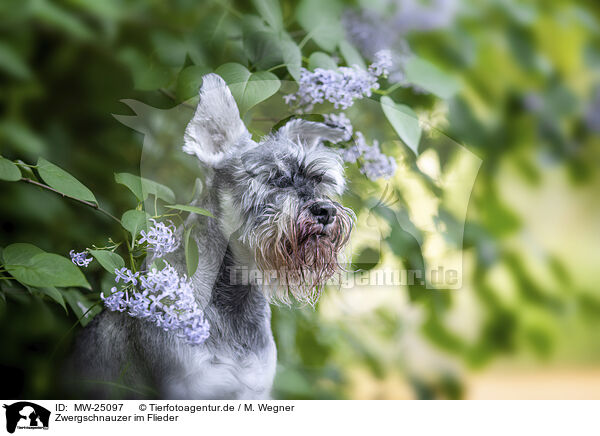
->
1, 0, 599, 399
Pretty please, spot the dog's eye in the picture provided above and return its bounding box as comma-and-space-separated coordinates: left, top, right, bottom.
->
273, 175, 292, 188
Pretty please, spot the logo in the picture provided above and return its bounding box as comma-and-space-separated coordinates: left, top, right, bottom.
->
3, 402, 50, 434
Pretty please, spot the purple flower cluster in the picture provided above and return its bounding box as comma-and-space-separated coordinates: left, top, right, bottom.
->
101, 263, 210, 345
115, 267, 139, 285
342, 1, 458, 87
341, 132, 397, 180
322, 112, 397, 180
139, 219, 180, 258
368, 50, 393, 77
323, 112, 354, 142
343, 8, 416, 85
392, 0, 458, 34
284, 50, 391, 112
343, 8, 396, 57
343, 0, 458, 54
70, 250, 93, 267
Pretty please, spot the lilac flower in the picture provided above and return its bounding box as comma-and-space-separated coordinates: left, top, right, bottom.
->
283, 94, 296, 105
101, 263, 210, 346
286, 67, 377, 111
341, 132, 397, 180
342, 8, 395, 57
323, 113, 353, 142
70, 250, 93, 267
101, 287, 128, 312
368, 50, 393, 77
138, 219, 180, 258
341, 144, 362, 164
392, 0, 459, 34
340, 131, 368, 164
115, 267, 139, 285
285, 51, 391, 112
361, 141, 397, 180
343, 9, 415, 86
342, 1, 458, 88
343, 0, 458, 54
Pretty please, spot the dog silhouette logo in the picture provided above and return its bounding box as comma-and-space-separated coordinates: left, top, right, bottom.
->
3, 402, 50, 433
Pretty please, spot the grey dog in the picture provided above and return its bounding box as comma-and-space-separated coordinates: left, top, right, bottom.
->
68, 74, 354, 399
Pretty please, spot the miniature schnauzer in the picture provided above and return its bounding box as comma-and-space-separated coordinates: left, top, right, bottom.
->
69, 74, 354, 399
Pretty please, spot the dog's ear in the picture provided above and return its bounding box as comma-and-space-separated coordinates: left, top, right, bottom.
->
183, 74, 250, 166
277, 119, 347, 148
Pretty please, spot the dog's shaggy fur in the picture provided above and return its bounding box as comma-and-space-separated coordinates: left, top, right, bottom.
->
68, 75, 354, 399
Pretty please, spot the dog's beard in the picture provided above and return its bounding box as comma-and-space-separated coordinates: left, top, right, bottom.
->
250, 198, 354, 305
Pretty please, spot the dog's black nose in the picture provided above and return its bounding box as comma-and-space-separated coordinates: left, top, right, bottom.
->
309, 201, 337, 225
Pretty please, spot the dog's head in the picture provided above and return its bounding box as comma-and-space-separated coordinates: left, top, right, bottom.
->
184, 74, 354, 304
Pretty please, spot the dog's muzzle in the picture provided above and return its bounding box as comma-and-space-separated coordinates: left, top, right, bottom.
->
309, 200, 337, 225
252, 198, 354, 304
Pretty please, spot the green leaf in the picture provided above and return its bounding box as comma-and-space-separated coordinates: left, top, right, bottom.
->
165, 204, 214, 217
88, 249, 125, 274
252, 0, 283, 31
244, 29, 285, 70
61, 289, 101, 327
339, 40, 366, 70
242, 16, 300, 80
215, 63, 281, 114
37, 157, 97, 204
38, 286, 67, 313
381, 96, 422, 154
114, 173, 176, 203
296, 0, 344, 52
184, 225, 199, 277
121, 209, 150, 240
0, 41, 31, 79
3, 244, 91, 289
146, 180, 176, 204
280, 39, 302, 81
404, 57, 461, 99
0, 157, 21, 181
2, 243, 45, 266
115, 172, 145, 201
308, 52, 338, 71
176, 65, 210, 101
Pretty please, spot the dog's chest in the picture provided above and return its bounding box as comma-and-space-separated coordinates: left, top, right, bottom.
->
193, 332, 276, 399
161, 245, 278, 399
176, 264, 277, 399
165, 313, 277, 400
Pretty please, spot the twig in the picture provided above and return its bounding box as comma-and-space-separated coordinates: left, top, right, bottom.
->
374, 83, 403, 96
267, 63, 287, 72
298, 32, 314, 50
20, 178, 122, 225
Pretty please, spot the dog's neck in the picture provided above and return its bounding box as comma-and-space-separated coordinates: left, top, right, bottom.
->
186, 183, 268, 314
199, 217, 271, 351
210, 245, 261, 314
177, 187, 271, 352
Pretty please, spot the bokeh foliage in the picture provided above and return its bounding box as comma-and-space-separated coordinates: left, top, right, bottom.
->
1, 0, 599, 399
